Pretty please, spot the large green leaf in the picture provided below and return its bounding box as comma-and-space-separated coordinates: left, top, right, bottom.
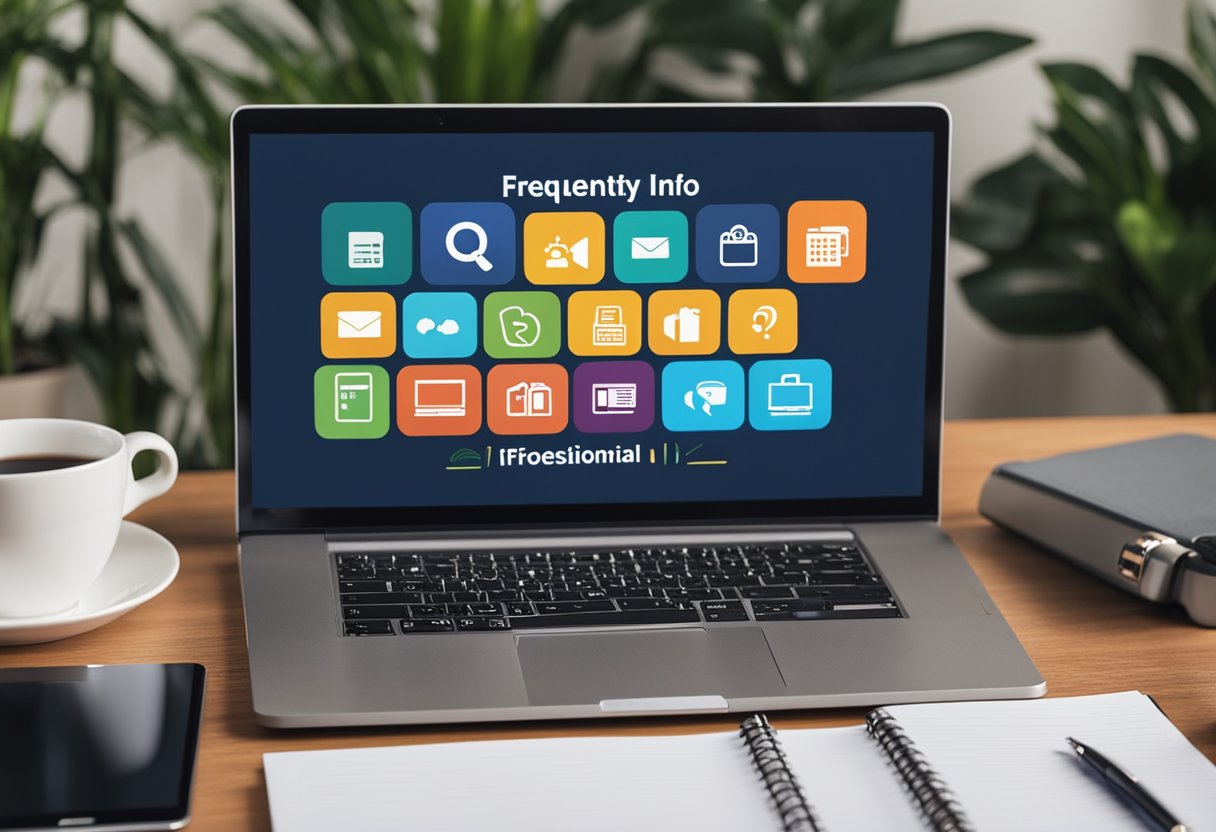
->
1115, 200, 1179, 296
116, 220, 203, 354
959, 259, 1109, 336
952, 153, 1065, 253
829, 31, 1032, 99
1162, 225, 1216, 313
1042, 62, 1153, 208
820, 0, 902, 58
1187, 0, 1216, 90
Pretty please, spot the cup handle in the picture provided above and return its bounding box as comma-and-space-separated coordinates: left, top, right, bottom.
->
121, 431, 179, 516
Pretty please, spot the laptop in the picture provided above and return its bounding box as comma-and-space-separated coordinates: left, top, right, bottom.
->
231, 104, 1045, 728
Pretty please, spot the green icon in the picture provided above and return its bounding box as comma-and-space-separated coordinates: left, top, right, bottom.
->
482, 291, 561, 358
314, 365, 390, 439
613, 210, 689, 284
321, 202, 412, 286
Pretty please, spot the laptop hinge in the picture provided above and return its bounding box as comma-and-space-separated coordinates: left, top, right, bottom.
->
324, 523, 856, 551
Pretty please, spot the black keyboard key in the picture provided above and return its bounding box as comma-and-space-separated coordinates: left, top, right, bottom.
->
701, 601, 749, 622
751, 598, 829, 620
507, 602, 535, 616
464, 602, 503, 615
343, 604, 408, 620
406, 604, 444, 617
739, 585, 795, 599
341, 592, 423, 606
340, 580, 392, 593
534, 600, 616, 615
486, 589, 520, 602
616, 598, 674, 611
399, 618, 455, 633
455, 617, 511, 631
510, 609, 701, 629
344, 620, 393, 636
685, 588, 724, 601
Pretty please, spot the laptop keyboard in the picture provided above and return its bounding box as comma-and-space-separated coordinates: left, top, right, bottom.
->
337, 542, 900, 635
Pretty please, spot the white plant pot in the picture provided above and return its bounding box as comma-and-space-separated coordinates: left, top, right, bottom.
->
0, 365, 69, 418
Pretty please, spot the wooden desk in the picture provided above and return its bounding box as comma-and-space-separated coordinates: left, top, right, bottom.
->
4, 415, 1216, 830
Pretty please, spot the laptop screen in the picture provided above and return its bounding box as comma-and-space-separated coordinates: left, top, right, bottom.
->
234, 106, 947, 530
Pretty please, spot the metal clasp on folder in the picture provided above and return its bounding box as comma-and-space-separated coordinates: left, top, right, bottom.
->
1118, 532, 1195, 602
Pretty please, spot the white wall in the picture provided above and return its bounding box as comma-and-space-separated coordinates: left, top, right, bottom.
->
16, 0, 1203, 423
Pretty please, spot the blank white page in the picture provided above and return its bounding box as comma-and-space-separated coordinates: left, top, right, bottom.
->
265, 731, 778, 832
884, 691, 1216, 831
780, 725, 925, 829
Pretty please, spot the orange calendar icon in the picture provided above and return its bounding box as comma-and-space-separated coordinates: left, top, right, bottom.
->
787, 200, 866, 283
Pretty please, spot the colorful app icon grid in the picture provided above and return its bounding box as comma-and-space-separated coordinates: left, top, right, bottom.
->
613, 210, 689, 284
748, 359, 831, 430
661, 360, 744, 432
695, 204, 780, 283
420, 202, 516, 285
321, 202, 413, 286
402, 292, 478, 359
315, 365, 390, 439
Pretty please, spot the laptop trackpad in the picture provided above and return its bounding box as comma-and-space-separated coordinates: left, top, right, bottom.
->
516, 627, 784, 706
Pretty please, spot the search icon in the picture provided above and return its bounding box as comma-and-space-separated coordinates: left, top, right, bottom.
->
445, 221, 493, 272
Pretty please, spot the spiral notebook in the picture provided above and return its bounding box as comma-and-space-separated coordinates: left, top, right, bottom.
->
264, 692, 1216, 831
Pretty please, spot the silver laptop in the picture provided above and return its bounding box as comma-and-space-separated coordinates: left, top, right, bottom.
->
231, 104, 1045, 728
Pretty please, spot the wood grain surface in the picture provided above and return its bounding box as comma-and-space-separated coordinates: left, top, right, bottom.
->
3, 415, 1215, 830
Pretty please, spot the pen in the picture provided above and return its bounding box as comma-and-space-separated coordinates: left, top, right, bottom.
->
1066, 737, 1188, 832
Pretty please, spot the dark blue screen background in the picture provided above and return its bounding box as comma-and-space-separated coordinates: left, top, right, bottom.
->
248, 131, 935, 509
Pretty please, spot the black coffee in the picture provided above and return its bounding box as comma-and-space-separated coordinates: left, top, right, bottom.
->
0, 455, 97, 474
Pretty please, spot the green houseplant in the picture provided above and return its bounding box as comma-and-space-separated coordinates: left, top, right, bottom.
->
0, 0, 68, 417
955, 1, 1216, 412
0, 1, 227, 459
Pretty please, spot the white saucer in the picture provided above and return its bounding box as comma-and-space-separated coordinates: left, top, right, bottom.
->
0, 521, 180, 646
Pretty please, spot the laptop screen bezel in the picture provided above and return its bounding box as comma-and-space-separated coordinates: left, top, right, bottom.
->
231, 104, 949, 534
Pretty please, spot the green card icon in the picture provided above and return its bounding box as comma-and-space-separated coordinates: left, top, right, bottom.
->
322, 202, 412, 286
482, 291, 561, 359
315, 365, 389, 439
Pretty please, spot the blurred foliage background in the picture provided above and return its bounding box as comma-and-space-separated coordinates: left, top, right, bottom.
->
956, 1, 1216, 412
1, 0, 1036, 467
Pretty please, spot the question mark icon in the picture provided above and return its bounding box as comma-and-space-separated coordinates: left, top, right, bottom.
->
751, 305, 778, 339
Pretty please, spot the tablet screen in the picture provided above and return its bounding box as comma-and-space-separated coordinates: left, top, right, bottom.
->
0, 663, 205, 830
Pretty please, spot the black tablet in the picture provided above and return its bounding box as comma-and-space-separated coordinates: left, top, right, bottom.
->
0, 663, 205, 831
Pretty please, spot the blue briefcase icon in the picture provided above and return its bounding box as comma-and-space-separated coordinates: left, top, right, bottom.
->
767, 373, 813, 415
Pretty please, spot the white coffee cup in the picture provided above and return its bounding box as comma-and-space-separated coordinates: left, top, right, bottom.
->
0, 418, 178, 617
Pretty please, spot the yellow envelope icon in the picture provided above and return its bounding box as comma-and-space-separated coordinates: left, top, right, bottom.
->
631, 236, 670, 260
336, 310, 382, 339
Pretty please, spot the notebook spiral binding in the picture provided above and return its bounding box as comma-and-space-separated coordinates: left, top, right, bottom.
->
739, 715, 822, 832
865, 708, 974, 832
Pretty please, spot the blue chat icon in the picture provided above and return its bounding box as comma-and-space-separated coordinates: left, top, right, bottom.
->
421, 202, 515, 285
402, 292, 477, 359
661, 360, 744, 432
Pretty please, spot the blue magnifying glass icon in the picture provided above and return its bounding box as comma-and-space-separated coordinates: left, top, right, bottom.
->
444, 221, 493, 272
